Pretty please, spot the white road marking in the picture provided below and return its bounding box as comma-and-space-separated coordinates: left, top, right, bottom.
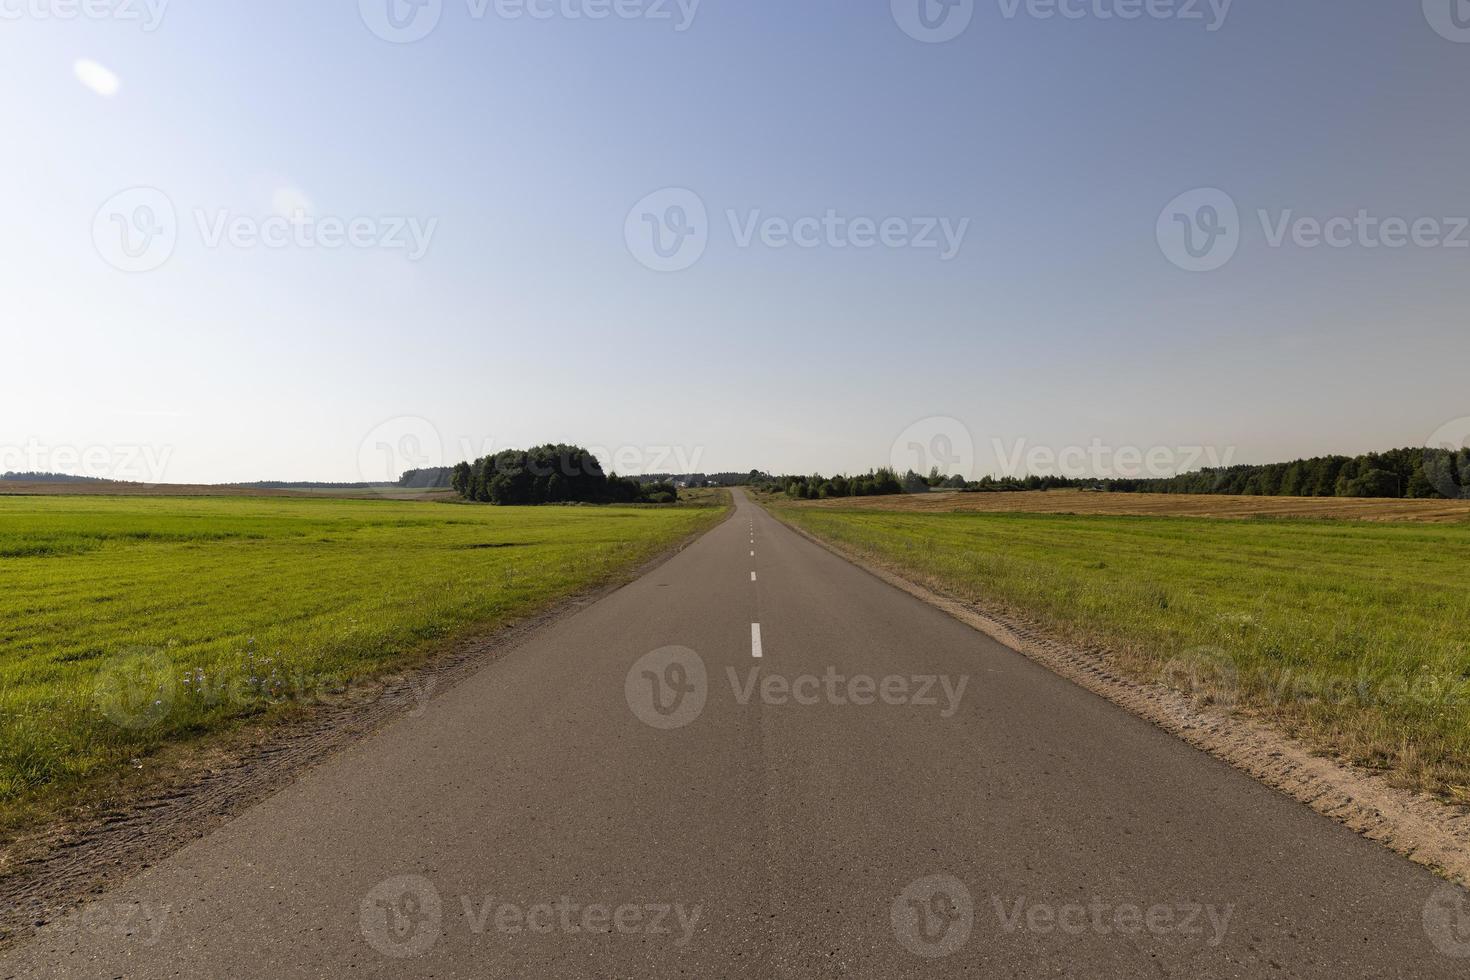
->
750, 550, 755, 557
751, 571, 757, 581
751, 623, 763, 659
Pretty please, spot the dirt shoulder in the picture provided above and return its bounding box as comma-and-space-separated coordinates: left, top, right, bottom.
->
768, 506, 1470, 886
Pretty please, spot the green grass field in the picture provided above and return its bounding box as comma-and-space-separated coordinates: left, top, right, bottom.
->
771, 502, 1470, 801
0, 494, 726, 817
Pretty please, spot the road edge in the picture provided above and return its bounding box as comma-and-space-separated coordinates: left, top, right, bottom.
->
764, 502, 1470, 886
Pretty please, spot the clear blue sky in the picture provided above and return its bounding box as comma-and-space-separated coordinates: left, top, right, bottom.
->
3, 1, 1468, 483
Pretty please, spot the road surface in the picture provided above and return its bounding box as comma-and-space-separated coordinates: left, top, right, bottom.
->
4, 490, 1466, 978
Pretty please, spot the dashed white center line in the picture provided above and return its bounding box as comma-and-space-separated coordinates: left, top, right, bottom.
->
750, 550, 755, 557
751, 571, 757, 581
751, 623, 763, 659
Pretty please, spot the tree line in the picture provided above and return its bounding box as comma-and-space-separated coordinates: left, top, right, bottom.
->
757, 447, 1470, 501
1105, 447, 1468, 499
397, 467, 453, 489
0, 471, 111, 484
450, 445, 678, 505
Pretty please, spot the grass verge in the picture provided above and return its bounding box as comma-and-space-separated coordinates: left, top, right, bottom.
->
0, 493, 727, 822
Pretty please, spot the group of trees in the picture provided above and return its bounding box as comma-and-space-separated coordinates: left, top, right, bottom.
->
397, 467, 453, 489
1109, 447, 1468, 499
762, 468, 1086, 500
758, 468, 907, 500
755, 447, 1470, 502
450, 445, 678, 505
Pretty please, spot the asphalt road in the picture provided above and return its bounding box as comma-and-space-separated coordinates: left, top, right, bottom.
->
5, 489, 1467, 978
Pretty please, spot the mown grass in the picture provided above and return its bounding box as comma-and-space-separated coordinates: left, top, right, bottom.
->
0, 495, 725, 817
771, 502, 1470, 801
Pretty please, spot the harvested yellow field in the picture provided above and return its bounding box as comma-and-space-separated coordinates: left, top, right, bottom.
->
793, 489, 1470, 523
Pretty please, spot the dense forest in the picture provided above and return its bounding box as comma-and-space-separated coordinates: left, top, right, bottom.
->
451, 445, 677, 505
762, 447, 1470, 501
396, 467, 454, 489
